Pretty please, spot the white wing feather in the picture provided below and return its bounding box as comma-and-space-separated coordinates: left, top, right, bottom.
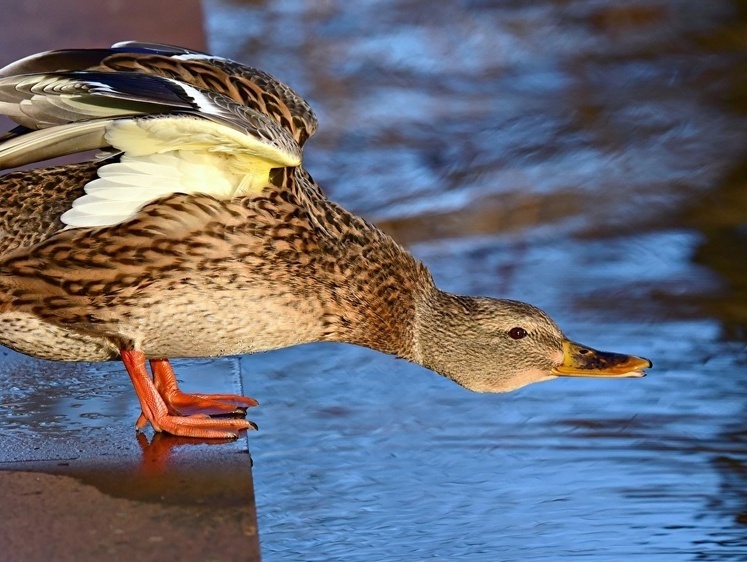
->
61, 116, 300, 228
0, 54, 307, 229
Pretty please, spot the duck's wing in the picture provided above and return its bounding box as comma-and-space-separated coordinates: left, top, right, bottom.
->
0, 69, 302, 228
0, 41, 318, 146
0, 70, 300, 163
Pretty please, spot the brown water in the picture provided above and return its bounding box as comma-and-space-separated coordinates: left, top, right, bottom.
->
0, 0, 745, 560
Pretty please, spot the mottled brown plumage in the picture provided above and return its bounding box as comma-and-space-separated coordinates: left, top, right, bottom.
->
0, 164, 421, 360
0, 161, 93, 255
0, 43, 650, 438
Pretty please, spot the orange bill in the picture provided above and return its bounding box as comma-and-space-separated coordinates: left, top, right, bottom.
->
551, 339, 652, 378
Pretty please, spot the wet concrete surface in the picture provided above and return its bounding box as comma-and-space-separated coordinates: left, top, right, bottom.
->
0, 469, 253, 561
0, 3, 260, 561
0, 351, 261, 562
0, 455, 258, 561
2, 0, 747, 560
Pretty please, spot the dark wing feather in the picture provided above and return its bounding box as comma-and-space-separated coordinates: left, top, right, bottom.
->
0, 42, 317, 146
0, 70, 301, 170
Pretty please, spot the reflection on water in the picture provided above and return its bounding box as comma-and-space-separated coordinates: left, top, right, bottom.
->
685, 159, 747, 341
202, 0, 747, 559
0, 0, 743, 559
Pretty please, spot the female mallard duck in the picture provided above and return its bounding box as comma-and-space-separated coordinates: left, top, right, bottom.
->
0, 42, 650, 438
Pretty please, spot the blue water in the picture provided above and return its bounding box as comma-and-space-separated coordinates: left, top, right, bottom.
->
0, 1, 745, 560
203, 0, 747, 559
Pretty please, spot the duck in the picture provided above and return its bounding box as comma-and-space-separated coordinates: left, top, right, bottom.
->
0, 42, 651, 439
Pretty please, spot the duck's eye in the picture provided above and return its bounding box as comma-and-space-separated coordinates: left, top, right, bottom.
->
508, 327, 528, 340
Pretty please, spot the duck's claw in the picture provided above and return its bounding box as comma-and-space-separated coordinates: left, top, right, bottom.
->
122, 350, 258, 439
149, 357, 259, 416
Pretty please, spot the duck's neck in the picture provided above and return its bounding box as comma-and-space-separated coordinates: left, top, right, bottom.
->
342, 276, 481, 390
335, 259, 432, 362
410, 287, 481, 387
309, 195, 463, 368
317, 221, 432, 361
328, 249, 470, 380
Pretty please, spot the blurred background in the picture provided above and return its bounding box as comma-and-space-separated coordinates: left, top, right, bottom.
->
1, 0, 746, 560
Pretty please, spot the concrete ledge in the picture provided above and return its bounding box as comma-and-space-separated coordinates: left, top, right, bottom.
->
0, 4, 261, 559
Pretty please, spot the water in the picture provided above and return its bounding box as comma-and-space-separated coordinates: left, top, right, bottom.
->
0, 0, 744, 560
202, 0, 747, 559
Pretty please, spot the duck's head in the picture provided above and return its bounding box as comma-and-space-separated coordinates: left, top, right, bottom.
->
414, 290, 651, 392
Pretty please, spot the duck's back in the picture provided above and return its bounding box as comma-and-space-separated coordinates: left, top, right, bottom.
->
0, 43, 424, 364
0, 160, 100, 257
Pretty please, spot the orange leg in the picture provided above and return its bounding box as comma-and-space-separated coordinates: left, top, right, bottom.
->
121, 350, 256, 439
149, 357, 258, 416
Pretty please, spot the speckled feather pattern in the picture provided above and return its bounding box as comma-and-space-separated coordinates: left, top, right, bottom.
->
0, 46, 421, 367
89, 53, 318, 146
0, 164, 427, 363
0, 44, 650, 401
0, 161, 97, 255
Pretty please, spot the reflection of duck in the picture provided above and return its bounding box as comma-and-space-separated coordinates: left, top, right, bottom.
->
0, 42, 650, 438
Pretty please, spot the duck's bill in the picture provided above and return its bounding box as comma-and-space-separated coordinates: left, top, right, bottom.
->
551, 339, 652, 378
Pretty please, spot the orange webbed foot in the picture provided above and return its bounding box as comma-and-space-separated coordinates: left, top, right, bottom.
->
150, 358, 259, 417
122, 350, 258, 439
